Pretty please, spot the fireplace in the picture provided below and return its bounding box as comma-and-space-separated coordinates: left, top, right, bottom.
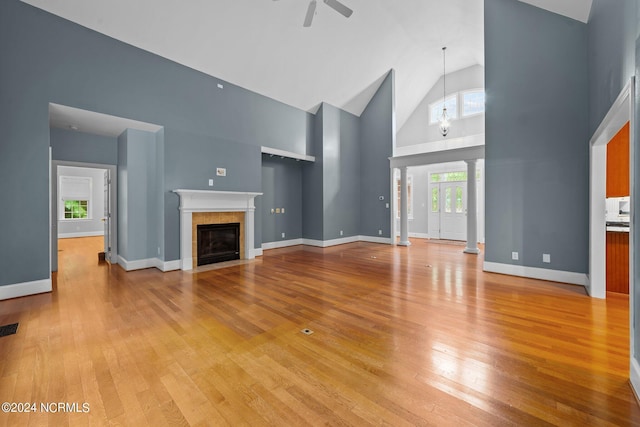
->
173, 190, 262, 271
197, 223, 240, 265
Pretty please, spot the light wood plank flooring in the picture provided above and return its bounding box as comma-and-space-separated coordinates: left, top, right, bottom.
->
0, 236, 639, 426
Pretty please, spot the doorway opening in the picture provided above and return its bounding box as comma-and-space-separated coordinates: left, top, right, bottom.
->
51, 162, 117, 272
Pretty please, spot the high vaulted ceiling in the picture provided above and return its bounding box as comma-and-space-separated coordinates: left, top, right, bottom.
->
22, 0, 592, 130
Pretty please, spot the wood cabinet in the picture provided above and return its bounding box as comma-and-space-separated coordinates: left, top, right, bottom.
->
606, 122, 629, 197
606, 231, 629, 294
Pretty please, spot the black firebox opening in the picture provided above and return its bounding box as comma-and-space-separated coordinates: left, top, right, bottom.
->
197, 223, 240, 266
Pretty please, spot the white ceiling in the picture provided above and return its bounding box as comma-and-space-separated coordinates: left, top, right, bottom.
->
26, 0, 591, 131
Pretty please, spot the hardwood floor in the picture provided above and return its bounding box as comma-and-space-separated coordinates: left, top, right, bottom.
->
1, 236, 639, 426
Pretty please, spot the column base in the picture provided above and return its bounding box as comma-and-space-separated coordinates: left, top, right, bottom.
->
398, 241, 412, 247
463, 247, 480, 254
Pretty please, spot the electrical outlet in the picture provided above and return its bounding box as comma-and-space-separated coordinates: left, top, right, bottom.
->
378, 229, 383, 235
512, 251, 519, 261
281, 232, 285, 239
340, 230, 343, 236
270, 208, 275, 214
386, 203, 389, 209
275, 208, 281, 214
281, 208, 285, 214
543, 253, 551, 263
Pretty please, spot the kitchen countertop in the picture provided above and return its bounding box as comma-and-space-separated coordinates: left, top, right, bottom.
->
606, 222, 630, 233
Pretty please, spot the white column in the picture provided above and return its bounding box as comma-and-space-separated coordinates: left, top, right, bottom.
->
245, 208, 256, 259
399, 166, 411, 247
180, 209, 193, 270
464, 159, 480, 254
390, 168, 397, 245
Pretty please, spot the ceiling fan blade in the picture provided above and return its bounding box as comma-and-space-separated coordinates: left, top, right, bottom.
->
323, 0, 353, 18
303, 0, 317, 27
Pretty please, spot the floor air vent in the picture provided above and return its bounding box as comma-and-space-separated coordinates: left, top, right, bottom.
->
0, 323, 18, 337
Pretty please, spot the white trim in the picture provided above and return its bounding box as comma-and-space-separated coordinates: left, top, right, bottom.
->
408, 232, 430, 239
0, 278, 52, 300
156, 259, 181, 272
358, 235, 394, 245
261, 146, 315, 162
631, 358, 640, 403
173, 189, 262, 271
303, 236, 361, 248
58, 230, 105, 239
483, 262, 588, 287
117, 256, 157, 271
589, 78, 633, 299
394, 134, 485, 157
261, 235, 393, 251
262, 239, 304, 250
254, 248, 264, 257
390, 145, 485, 169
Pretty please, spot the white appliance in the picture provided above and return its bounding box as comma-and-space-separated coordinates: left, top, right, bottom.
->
606, 196, 630, 223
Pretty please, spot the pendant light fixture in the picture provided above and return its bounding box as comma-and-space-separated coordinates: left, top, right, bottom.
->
439, 46, 450, 137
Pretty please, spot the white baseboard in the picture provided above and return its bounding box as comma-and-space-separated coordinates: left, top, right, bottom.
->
117, 256, 158, 272
254, 248, 263, 257
58, 231, 105, 239
302, 236, 360, 248
631, 358, 640, 404
483, 261, 589, 287
0, 278, 52, 300
262, 239, 304, 250
156, 259, 180, 272
358, 235, 393, 245
408, 232, 430, 239
261, 235, 392, 252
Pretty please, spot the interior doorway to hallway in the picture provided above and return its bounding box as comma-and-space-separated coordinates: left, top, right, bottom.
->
51, 162, 117, 272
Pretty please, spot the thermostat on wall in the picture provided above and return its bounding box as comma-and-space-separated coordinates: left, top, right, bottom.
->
216, 168, 226, 177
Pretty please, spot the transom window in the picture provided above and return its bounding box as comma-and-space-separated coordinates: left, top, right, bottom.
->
462, 90, 486, 117
429, 89, 485, 126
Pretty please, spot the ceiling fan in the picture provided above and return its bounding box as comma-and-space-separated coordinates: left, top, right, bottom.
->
274, 0, 354, 27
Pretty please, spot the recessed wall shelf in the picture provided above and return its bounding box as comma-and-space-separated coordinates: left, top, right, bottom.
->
261, 146, 315, 162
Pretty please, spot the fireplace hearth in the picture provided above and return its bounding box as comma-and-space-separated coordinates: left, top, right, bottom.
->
197, 223, 240, 266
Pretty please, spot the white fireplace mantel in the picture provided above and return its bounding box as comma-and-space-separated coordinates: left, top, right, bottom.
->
173, 189, 262, 270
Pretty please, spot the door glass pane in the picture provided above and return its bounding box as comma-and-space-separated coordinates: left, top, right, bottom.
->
444, 188, 451, 213
431, 188, 438, 212
455, 187, 463, 213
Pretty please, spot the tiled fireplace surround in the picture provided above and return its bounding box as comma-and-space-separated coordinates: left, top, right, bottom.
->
173, 190, 262, 271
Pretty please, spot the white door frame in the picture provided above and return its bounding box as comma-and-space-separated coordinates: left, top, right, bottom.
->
588, 77, 637, 396
589, 78, 634, 298
50, 161, 118, 270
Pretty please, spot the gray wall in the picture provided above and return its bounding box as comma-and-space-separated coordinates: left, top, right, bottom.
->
321, 104, 361, 240
360, 71, 395, 238
397, 65, 485, 148
588, 0, 637, 135
0, 0, 312, 286
117, 129, 159, 262
302, 107, 324, 240
484, 0, 589, 273
261, 155, 303, 243
56, 166, 106, 237
301, 103, 361, 241
50, 127, 118, 165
